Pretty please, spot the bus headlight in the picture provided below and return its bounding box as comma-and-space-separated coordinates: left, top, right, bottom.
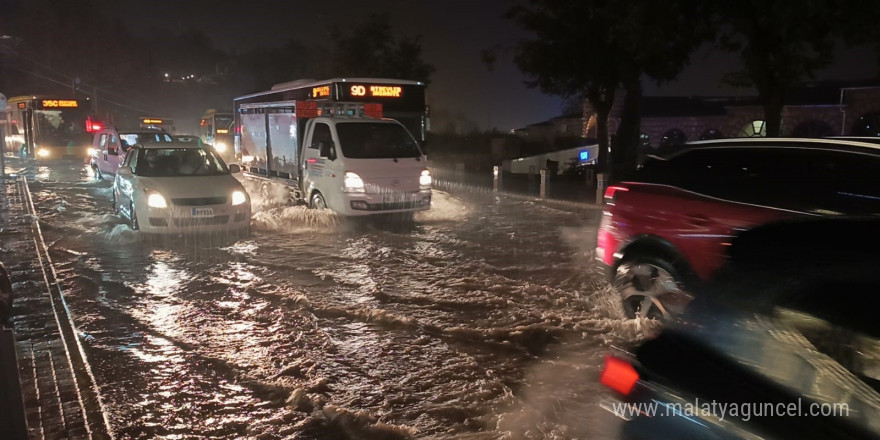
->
147, 192, 168, 208
231, 190, 247, 206
37, 148, 50, 158
419, 169, 432, 189
214, 142, 227, 153
344, 172, 365, 193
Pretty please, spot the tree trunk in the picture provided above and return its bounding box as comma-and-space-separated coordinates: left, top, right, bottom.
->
762, 88, 785, 137
613, 77, 643, 181
587, 86, 615, 176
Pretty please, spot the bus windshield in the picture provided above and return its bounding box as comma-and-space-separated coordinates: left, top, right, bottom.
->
335, 122, 422, 159
135, 148, 229, 177
214, 116, 233, 130
34, 107, 90, 147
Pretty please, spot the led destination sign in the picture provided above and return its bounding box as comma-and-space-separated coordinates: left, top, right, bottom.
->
41, 99, 79, 108
350, 85, 403, 98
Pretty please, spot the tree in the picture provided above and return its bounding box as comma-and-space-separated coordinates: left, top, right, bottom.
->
506, 0, 710, 180
330, 13, 435, 84
716, 1, 855, 137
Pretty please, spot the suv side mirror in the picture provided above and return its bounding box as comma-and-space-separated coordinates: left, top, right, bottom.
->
229, 164, 241, 174
319, 142, 336, 161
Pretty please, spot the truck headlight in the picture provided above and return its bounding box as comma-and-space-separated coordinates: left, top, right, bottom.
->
87, 147, 97, 156
344, 172, 365, 193
37, 148, 50, 158
419, 169, 432, 189
231, 190, 247, 206
147, 192, 168, 208
214, 142, 227, 153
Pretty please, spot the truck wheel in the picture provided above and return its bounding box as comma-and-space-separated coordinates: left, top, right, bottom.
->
310, 192, 327, 210
129, 201, 140, 231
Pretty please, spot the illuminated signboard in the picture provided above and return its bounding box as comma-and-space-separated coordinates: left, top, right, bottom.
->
312, 86, 331, 98
41, 99, 78, 108
142, 118, 164, 124
216, 129, 229, 134
579, 150, 590, 161
18, 102, 26, 109
349, 84, 403, 98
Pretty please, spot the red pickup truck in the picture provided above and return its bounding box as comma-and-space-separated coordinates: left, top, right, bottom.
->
596, 138, 880, 319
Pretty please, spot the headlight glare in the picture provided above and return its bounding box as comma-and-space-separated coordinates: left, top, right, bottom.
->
147, 192, 168, 208
344, 172, 365, 193
87, 147, 97, 156
231, 190, 247, 206
419, 169, 432, 187
214, 142, 227, 153
37, 148, 50, 158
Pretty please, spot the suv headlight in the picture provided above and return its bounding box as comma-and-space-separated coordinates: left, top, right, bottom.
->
147, 192, 168, 208
419, 169, 432, 189
344, 172, 365, 193
231, 190, 247, 206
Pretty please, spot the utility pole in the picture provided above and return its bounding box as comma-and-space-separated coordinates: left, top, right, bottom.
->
0, 93, 7, 177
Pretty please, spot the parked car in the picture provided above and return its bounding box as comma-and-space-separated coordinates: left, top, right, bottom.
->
595, 138, 880, 319
112, 141, 251, 234
600, 217, 880, 440
90, 127, 173, 181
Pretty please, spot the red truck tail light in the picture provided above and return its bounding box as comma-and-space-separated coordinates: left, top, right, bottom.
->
600, 355, 639, 395
604, 185, 629, 203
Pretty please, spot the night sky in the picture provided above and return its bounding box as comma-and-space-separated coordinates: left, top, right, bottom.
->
100, 0, 878, 132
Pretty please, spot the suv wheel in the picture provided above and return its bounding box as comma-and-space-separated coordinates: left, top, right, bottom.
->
614, 257, 692, 320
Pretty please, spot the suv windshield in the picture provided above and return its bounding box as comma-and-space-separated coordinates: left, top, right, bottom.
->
335, 122, 422, 159
135, 148, 229, 177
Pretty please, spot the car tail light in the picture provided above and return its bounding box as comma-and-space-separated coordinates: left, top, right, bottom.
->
600, 355, 639, 395
604, 185, 629, 203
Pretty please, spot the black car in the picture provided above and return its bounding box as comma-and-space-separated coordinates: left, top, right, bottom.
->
601, 218, 880, 439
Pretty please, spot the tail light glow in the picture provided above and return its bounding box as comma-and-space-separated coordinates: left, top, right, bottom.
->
604, 185, 629, 202
600, 355, 639, 395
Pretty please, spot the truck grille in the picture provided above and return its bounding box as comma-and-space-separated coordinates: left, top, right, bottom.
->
172, 196, 227, 206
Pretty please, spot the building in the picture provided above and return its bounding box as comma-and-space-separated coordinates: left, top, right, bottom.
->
575, 81, 880, 154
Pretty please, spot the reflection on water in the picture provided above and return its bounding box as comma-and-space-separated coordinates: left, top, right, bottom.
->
24, 160, 641, 439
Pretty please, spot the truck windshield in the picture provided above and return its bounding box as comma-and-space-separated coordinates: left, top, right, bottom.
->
335, 122, 422, 159
136, 148, 229, 177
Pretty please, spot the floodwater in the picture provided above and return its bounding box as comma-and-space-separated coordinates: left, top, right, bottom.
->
23, 160, 659, 439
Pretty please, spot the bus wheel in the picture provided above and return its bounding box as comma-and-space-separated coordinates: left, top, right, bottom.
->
310, 192, 327, 210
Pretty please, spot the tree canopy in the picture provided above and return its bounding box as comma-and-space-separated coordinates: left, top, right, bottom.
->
506, 0, 711, 178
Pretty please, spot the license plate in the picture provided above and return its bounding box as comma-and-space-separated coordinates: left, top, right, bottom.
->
192, 208, 214, 218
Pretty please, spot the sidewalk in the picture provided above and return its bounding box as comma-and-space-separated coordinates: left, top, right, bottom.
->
1, 173, 112, 440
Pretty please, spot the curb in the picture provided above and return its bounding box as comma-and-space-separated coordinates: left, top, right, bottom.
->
6, 175, 113, 440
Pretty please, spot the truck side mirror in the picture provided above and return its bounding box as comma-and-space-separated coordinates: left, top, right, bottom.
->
319, 142, 336, 161
228, 164, 241, 173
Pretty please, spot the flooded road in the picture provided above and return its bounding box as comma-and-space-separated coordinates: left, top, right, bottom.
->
24, 160, 657, 439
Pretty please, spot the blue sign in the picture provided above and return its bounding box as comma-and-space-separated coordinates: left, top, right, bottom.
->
579, 150, 590, 161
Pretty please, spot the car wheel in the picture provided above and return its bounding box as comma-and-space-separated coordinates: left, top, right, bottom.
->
310, 192, 327, 210
129, 201, 140, 231
613, 257, 692, 320
93, 164, 103, 181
